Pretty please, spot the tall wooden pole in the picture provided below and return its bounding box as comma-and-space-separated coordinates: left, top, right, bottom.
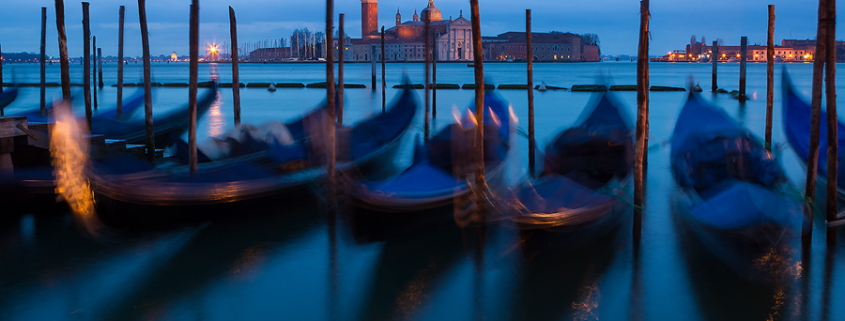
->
765, 5, 775, 151
824, 0, 837, 244
711, 41, 718, 92
55, 0, 71, 102
138, 0, 155, 160
381, 26, 386, 113
739, 36, 747, 101
371, 45, 376, 91
229, 6, 241, 125
470, 0, 486, 218
188, 0, 199, 176
92, 36, 98, 110
424, 11, 431, 141
805, 0, 827, 245
82, 3, 92, 132
432, 31, 437, 118
0, 44, 3, 95
326, 0, 337, 205
526, 9, 535, 176
338, 13, 345, 125
634, 0, 650, 240
98, 48, 103, 88
117, 5, 124, 119
40, 7, 47, 117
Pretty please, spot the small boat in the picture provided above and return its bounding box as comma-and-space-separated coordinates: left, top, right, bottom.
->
0, 87, 19, 113
512, 91, 634, 250
93, 82, 217, 145
671, 91, 800, 280
350, 88, 512, 241
467, 63, 474, 67
88, 83, 418, 226
782, 70, 845, 199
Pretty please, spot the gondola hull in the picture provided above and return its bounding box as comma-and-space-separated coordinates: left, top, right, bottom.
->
350, 162, 508, 242
672, 92, 800, 282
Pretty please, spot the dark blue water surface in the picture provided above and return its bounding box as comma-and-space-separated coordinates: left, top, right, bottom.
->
1, 61, 845, 320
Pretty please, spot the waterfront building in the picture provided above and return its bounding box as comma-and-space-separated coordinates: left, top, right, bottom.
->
667, 37, 845, 62
482, 32, 601, 62
346, 0, 475, 62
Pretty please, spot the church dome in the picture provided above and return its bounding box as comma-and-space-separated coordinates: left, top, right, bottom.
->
421, 0, 442, 22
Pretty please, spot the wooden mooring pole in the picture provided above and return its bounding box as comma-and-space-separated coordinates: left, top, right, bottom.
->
371, 44, 376, 91
526, 9, 535, 176
117, 5, 124, 119
55, 0, 71, 101
338, 13, 345, 125
83, 2, 92, 131
138, 0, 155, 160
470, 0, 486, 219
92, 36, 98, 110
432, 31, 437, 118
188, 0, 199, 176
824, 0, 837, 244
711, 41, 717, 92
805, 0, 828, 245
98, 48, 103, 88
381, 26, 386, 113
40, 7, 47, 117
739, 36, 747, 101
634, 0, 650, 241
326, 0, 337, 206
766, 5, 775, 152
229, 6, 241, 125
424, 11, 431, 141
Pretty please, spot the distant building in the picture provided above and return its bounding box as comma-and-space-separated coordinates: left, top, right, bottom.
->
481, 32, 600, 62
665, 36, 845, 62
248, 47, 294, 61
344, 0, 475, 62
170, 52, 178, 61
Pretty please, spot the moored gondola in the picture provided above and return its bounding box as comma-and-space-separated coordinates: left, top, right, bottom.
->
0, 86, 19, 112
350, 88, 512, 242
671, 91, 801, 282
511, 91, 634, 251
94, 84, 215, 146
782, 69, 845, 200
89, 83, 418, 228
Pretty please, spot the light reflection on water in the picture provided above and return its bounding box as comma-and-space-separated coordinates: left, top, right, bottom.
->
1, 62, 845, 320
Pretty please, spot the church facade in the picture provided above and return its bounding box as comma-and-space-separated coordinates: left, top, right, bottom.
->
346, 0, 474, 62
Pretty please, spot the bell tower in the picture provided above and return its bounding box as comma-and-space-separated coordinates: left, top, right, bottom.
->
361, 0, 378, 39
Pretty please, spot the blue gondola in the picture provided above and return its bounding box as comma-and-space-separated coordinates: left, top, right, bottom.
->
782, 69, 845, 199
350, 88, 512, 241
88, 83, 418, 226
512, 92, 634, 249
0, 87, 19, 113
16, 88, 144, 123
671, 91, 800, 280
94, 83, 217, 145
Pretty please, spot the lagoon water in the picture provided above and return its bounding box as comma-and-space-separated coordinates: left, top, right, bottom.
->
2, 61, 845, 320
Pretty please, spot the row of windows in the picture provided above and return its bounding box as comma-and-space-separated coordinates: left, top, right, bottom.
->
499, 45, 570, 52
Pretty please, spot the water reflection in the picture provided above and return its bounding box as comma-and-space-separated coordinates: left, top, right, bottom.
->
355, 224, 464, 321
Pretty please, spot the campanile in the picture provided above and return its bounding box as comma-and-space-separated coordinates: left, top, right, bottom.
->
361, 0, 378, 39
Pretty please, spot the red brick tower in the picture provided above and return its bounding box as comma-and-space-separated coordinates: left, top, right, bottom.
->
361, 0, 378, 39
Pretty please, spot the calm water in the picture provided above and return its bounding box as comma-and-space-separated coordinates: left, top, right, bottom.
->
2, 61, 845, 320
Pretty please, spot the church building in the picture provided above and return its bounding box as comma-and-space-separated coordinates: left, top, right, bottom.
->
347, 0, 474, 62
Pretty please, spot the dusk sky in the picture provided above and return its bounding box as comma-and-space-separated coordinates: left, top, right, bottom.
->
0, 0, 842, 58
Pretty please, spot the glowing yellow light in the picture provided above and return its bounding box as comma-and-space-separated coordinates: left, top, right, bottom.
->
209, 45, 218, 53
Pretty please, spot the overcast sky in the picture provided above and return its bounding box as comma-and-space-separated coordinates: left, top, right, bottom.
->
0, 0, 841, 57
